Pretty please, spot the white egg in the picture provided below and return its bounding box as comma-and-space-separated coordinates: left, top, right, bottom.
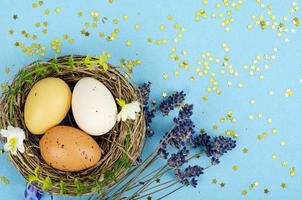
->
72, 77, 117, 136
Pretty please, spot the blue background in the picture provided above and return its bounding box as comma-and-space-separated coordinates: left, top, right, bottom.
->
0, 0, 302, 199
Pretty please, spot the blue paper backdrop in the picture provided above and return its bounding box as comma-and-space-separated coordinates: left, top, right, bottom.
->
0, 0, 302, 199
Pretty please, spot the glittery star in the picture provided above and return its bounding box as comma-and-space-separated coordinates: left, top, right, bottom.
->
220, 183, 225, 188
290, 167, 296, 177
281, 183, 286, 189
242, 148, 249, 154
13, 15, 18, 20
264, 188, 269, 194
211, 179, 218, 184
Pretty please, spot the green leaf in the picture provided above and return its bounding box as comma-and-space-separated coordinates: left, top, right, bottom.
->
104, 171, 117, 182
74, 178, 84, 195
27, 174, 38, 185
42, 176, 52, 190
124, 134, 131, 151
68, 56, 75, 69
59, 181, 67, 195
34, 167, 41, 177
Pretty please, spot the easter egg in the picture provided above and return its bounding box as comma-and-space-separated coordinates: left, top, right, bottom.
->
39, 126, 102, 172
72, 77, 117, 136
24, 78, 71, 134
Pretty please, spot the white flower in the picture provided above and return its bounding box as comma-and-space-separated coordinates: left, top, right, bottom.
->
116, 99, 141, 122
0, 126, 25, 155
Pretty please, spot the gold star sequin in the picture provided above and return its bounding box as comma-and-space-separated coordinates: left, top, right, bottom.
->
242, 147, 249, 154
242, 190, 248, 196
212, 179, 218, 184
272, 154, 277, 160
162, 73, 169, 80
232, 165, 238, 171
290, 167, 296, 177
281, 161, 288, 167
285, 88, 293, 97
1, 83, 6, 92
264, 188, 269, 194
220, 182, 225, 188
281, 183, 287, 189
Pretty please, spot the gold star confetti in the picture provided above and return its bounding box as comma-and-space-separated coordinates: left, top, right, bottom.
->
290, 167, 296, 177
272, 154, 277, 160
268, 90, 274, 96
250, 99, 256, 105
55, 7, 61, 13
5, 67, 10, 74
293, 17, 300, 26
241, 190, 248, 196
281, 183, 287, 189
284, 88, 293, 97
1, 83, 6, 92
212, 179, 218, 184
126, 40, 132, 46
242, 147, 249, 154
264, 188, 269, 194
220, 182, 225, 188
272, 128, 277, 134
280, 141, 286, 146
232, 165, 238, 171
162, 92, 168, 97
281, 161, 288, 167
162, 73, 169, 80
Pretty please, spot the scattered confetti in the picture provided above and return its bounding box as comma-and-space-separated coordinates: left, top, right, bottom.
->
290, 167, 296, 177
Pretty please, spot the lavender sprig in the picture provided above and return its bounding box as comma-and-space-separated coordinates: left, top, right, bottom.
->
174, 165, 204, 187
103, 88, 237, 200
160, 91, 186, 116
138, 82, 156, 137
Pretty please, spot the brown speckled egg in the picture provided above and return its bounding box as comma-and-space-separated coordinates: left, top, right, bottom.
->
39, 126, 102, 172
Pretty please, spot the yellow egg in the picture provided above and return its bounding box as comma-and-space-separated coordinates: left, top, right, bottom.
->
39, 126, 102, 172
24, 78, 71, 134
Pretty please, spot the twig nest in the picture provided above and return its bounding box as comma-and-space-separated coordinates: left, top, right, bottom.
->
0, 55, 146, 196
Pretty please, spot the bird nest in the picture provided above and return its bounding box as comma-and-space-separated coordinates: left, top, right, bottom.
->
0, 55, 146, 196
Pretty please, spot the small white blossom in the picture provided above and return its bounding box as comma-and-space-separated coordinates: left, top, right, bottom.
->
116, 99, 141, 122
1, 126, 25, 155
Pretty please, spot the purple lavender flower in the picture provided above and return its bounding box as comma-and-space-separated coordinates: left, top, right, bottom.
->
167, 147, 189, 168
174, 165, 203, 187
211, 157, 220, 165
160, 91, 186, 116
190, 133, 211, 148
204, 136, 236, 165
158, 140, 169, 159
138, 82, 156, 138
167, 104, 195, 149
138, 82, 151, 107
184, 165, 204, 178
189, 178, 198, 187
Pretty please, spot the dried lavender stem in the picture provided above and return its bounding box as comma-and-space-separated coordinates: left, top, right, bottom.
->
156, 185, 185, 200
133, 180, 179, 200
